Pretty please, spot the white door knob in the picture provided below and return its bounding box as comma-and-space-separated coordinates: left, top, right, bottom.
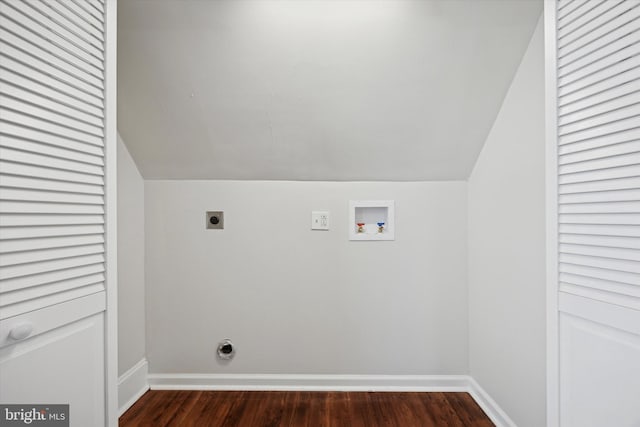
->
9, 323, 33, 341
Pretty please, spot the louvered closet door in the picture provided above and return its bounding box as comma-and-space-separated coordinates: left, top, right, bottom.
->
0, 0, 112, 425
548, 1, 640, 426
0, 0, 106, 317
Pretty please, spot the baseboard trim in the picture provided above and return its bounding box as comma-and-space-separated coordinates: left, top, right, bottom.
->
147, 373, 470, 392
467, 377, 517, 427
118, 358, 149, 417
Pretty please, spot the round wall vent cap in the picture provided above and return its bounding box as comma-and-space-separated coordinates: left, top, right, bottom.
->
217, 339, 235, 360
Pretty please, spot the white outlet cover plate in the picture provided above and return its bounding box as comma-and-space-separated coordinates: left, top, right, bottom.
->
311, 211, 330, 230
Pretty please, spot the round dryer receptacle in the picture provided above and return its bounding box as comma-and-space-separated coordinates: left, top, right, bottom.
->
217, 339, 235, 360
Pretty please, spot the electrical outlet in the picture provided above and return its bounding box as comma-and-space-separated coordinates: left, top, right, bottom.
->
206, 211, 224, 229
311, 211, 330, 230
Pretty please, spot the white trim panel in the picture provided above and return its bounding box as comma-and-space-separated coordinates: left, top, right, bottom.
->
118, 358, 149, 417
545, 1, 560, 426
467, 377, 518, 427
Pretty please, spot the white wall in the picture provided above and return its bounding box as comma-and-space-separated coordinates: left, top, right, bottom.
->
117, 135, 146, 375
145, 181, 467, 375
468, 17, 545, 427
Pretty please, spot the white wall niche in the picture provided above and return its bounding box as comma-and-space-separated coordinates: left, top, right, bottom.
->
349, 200, 395, 241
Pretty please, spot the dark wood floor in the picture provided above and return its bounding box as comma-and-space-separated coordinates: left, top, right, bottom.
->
119, 391, 495, 427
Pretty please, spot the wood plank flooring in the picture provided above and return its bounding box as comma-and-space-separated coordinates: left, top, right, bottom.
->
119, 391, 495, 427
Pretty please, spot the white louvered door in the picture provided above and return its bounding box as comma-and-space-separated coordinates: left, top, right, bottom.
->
0, 0, 116, 425
546, 1, 640, 426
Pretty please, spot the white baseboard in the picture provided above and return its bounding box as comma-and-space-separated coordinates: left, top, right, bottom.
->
141, 372, 512, 426
147, 373, 470, 392
118, 358, 149, 417
467, 376, 517, 427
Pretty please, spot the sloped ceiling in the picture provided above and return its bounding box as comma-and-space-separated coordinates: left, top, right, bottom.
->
118, 0, 542, 181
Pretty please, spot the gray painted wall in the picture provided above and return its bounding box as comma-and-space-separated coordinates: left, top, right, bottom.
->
145, 181, 468, 374
468, 18, 545, 427
118, 0, 542, 181
117, 136, 146, 376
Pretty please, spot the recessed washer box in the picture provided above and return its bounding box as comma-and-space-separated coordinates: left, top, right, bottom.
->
349, 200, 394, 241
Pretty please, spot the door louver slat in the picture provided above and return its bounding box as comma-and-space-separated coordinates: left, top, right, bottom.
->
0, 69, 104, 118
559, 29, 640, 80
0, 95, 104, 138
0, 55, 104, 108
0, 13, 104, 80
78, 0, 105, 23
54, 0, 105, 41
559, 91, 640, 128
0, 25, 104, 90
558, 2, 639, 50
0, 244, 105, 268
0, 161, 104, 185
0, 83, 103, 127
0, 138, 104, 167
559, 9, 640, 67
560, 233, 640, 249
0, 234, 105, 254
17, 0, 104, 55
558, 0, 592, 20
0, 148, 104, 176
0, 1, 104, 70
560, 243, 640, 261
0, 214, 105, 227
558, 1, 623, 41
0, 175, 104, 195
